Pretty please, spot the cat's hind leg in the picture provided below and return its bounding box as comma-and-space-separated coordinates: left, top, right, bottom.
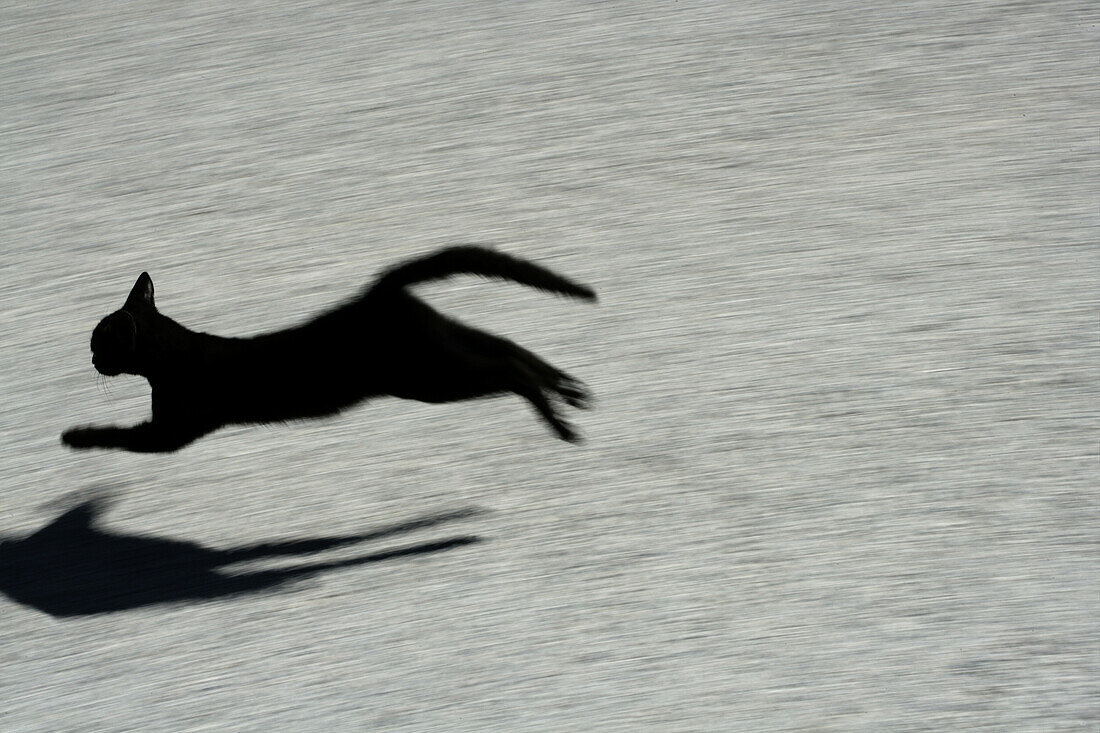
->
453, 341, 584, 442
394, 323, 588, 442
459, 329, 592, 411
402, 344, 582, 442
501, 356, 583, 443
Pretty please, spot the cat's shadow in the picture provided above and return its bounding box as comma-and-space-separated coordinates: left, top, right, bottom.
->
0, 498, 482, 617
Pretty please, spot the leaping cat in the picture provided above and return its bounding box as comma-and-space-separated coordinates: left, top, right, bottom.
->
61, 246, 596, 453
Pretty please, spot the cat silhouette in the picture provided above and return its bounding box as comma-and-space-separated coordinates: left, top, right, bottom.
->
62, 246, 595, 453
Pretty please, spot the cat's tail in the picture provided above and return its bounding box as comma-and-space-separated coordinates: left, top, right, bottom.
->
369, 246, 597, 301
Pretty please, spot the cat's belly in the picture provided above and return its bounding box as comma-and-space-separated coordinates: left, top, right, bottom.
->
193, 361, 377, 424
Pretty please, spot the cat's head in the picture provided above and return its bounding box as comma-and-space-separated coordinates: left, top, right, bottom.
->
89, 272, 156, 376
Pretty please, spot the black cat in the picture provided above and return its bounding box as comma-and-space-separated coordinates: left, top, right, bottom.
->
61, 247, 596, 453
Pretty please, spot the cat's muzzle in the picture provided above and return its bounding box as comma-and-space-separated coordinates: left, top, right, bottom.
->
92, 357, 122, 376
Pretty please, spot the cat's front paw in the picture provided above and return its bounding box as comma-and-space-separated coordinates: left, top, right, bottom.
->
62, 427, 100, 450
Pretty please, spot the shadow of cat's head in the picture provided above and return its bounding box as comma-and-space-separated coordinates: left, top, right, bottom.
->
90, 272, 155, 376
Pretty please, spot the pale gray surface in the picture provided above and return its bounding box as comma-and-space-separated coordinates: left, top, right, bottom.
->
1, 1, 1097, 730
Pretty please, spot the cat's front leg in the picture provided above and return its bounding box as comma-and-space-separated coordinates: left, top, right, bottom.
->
61, 421, 203, 453
60, 425, 110, 450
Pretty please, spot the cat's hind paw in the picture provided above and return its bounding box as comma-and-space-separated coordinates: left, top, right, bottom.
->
551, 418, 585, 444
555, 376, 593, 410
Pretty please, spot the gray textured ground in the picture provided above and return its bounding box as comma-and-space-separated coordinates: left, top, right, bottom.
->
1, 1, 1097, 730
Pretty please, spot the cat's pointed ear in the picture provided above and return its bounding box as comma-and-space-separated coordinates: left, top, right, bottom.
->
125, 272, 155, 308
